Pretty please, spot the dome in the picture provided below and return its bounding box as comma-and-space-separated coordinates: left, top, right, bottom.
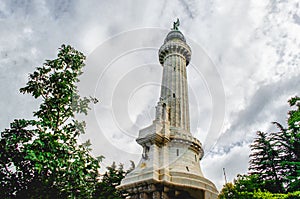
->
164, 30, 186, 43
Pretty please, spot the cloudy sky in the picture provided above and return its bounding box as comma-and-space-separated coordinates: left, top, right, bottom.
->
1, 0, 299, 191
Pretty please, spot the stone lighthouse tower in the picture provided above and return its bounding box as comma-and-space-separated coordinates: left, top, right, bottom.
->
118, 20, 218, 199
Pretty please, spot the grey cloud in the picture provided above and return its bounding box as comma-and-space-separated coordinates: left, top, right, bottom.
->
293, 14, 300, 25
178, 0, 198, 19
214, 74, 300, 154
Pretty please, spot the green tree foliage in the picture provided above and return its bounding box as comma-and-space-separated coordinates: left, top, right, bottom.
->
219, 175, 300, 199
274, 96, 300, 192
234, 174, 261, 193
249, 96, 300, 193
249, 131, 283, 193
286, 96, 300, 191
218, 182, 239, 199
0, 45, 101, 198
0, 120, 40, 197
218, 174, 260, 199
94, 162, 127, 199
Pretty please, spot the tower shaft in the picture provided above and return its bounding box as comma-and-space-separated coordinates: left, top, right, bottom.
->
159, 52, 190, 131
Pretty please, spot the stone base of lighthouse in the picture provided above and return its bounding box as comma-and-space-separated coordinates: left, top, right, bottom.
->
118, 122, 218, 199
120, 179, 217, 199
119, 171, 218, 199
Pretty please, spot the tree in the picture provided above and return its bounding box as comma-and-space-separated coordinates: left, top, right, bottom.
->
0, 45, 100, 198
218, 174, 300, 199
272, 96, 300, 192
94, 162, 127, 199
249, 131, 283, 193
218, 174, 261, 199
285, 96, 300, 191
234, 174, 262, 193
218, 182, 239, 199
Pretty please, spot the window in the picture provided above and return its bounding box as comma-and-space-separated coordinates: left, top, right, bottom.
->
176, 149, 179, 156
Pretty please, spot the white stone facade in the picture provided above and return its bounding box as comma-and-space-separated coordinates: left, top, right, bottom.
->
118, 30, 218, 199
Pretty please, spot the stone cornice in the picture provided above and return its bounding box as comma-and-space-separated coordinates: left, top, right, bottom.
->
159, 40, 191, 66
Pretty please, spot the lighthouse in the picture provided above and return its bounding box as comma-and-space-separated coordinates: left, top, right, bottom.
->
118, 20, 218, 199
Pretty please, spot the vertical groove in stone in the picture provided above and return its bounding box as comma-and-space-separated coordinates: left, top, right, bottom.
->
164, 58, 168, 100
183, 58, 186, 130
161, 58, 166, 99
175, 55, 179, 127
172, 55, 175, 127
182, 59, 189, 130
184, 60, 190, 132
180, 58, 184, 129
